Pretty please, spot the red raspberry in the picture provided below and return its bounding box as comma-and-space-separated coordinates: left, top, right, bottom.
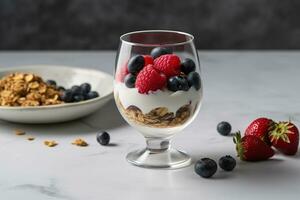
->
116, 64, 129, 82
143, 55, 154, 66
153, 54, 181, 77
135, 64, 166, 94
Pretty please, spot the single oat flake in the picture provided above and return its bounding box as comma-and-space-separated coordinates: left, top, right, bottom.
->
27, 137, 35, 141
15, 129, 26, 135
44, 140, 58, 147
72, 138, 88, 147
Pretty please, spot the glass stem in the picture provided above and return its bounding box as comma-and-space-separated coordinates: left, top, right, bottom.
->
145, 138, 170, 152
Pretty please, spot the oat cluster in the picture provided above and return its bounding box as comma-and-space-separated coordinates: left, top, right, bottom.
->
0, 73, 62, 106
72, 138, 88, 147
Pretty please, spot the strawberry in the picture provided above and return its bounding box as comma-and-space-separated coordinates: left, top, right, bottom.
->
234, 132, 274, 161
245, 117, 274, 145
135, 64, 166, 94
116, 64, 129, 82
153, 54, 181, 77
269, 121, 299, 155
143, 55, 154, 66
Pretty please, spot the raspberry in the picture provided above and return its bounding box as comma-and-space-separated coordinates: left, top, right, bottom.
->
143, 55, 154, 66
153, 54, 181, 77
135, 64, 166, 94
116, 64, 129, 82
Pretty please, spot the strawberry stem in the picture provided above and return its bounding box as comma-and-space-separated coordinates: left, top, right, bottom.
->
233, 131, 244, 160
269, 122, 294, 144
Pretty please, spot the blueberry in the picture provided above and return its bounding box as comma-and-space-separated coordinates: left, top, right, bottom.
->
187, 72, 201, 90
86, 91, 99, 100
128, 55, 145, 74
217, 121, 232, 136
57, 86, 65, 91
60, 89, 73, 103
181, 58, 196, 74
46, 80, 56, 86
73, 95, 84, 102
71, 85, 82, 95
124, 74, 136, 88
194, 158, 217, 178
167, 76, 189, 92
80, 83, 91, 94
97, 131, 110, 145
219, 155, 236, 171
150, 47, 173, 59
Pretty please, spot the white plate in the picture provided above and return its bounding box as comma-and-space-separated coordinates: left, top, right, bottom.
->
0, 65, 113, 124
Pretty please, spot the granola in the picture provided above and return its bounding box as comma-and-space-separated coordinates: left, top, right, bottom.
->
15, 129, 26, 135
71, 138, 88, 147
44, 140, 58, 147
0, 73, 62, 106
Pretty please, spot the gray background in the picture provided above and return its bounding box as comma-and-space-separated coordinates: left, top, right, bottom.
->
0, 0, 299, 50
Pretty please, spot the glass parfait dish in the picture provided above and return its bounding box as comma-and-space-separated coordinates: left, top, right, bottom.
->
114, 30, 203, 169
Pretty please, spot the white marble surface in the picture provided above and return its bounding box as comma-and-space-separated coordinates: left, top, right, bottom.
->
0, 51, 299, 200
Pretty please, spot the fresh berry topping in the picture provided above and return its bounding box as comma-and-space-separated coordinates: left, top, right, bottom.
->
128, 55, 145, 74
124, 74, 136, 88
245, 118, 274, 145
167, 76, 189, 92
194, 158, 217, 178
187, 72, 201, 90
218, 155, 236, 171
181, 58, 196, 74
73, 95, 84, 102
153, 54, 181, 77
234, 132, 274, 161
60, 89, 73, 102
85, 91, 99, 100
80, 83, 91, 94
269, 121, 299, 155
71, 85, 82, 95
116, 64, 129, 82
97, 131, 110, 145
143, 55, 154, 66
46, 80, 56, 86
57, 86, 65, 92
150, 47, 173, 59
217, 121, 232, 136
135, 64, 167, 94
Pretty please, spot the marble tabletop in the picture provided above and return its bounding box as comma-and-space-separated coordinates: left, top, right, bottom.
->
0, 51, 299, 200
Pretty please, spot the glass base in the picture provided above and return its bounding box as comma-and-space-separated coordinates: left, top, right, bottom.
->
126, 148, 192, 169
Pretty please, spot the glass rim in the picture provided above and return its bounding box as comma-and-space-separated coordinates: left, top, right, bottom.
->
120, 30, 195, 47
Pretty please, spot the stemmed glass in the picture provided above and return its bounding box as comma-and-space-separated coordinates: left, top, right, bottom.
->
114, 30, 203, 169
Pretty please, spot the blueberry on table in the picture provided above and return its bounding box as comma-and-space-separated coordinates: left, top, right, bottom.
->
167, 76, 189, 92
187, 72, 201, 90
217, 121, 232, 136
124, 74, 136, 88
86, 91, 99, 100
128, 55, 145, 74
219, 155, 236, 171
60, 89, 73, 103
150, 47, 173, 59
46, 80, 57, 86
194, 158, 217, 178
181, 58, 196, 74
73, 95, 84, 102
80, 83, 91, 94
97, 131, 110, 145
71, 85, 82, 95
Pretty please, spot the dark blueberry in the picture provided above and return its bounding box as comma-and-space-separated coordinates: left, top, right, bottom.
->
128, 55, 145, 74
46, 80, 56, 86
187, 72, 201, 90
194, 158, 217, 178
167, 76, 189, 92
217, 121, 232, 136
86, 91, 99, 100
124, 74, 136, 88
150, 47, 173, 59
97, 131, 110, 145
73, 95, 84, 102
57, 86, 65, 91
181, 58, 196, 74
80, 83, 91, 94
60, 89, 73, 103
219, 155, 236, 171
71, 85, 82, 95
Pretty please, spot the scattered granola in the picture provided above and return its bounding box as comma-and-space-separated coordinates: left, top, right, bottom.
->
27, 137, 35, 141
15, 129, 26, 135
72, 138, 88, 147
44, 140, 58, 147
0, 73, 62, 106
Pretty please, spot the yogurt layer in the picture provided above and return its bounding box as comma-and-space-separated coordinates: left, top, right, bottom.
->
115, 82, 202, 114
